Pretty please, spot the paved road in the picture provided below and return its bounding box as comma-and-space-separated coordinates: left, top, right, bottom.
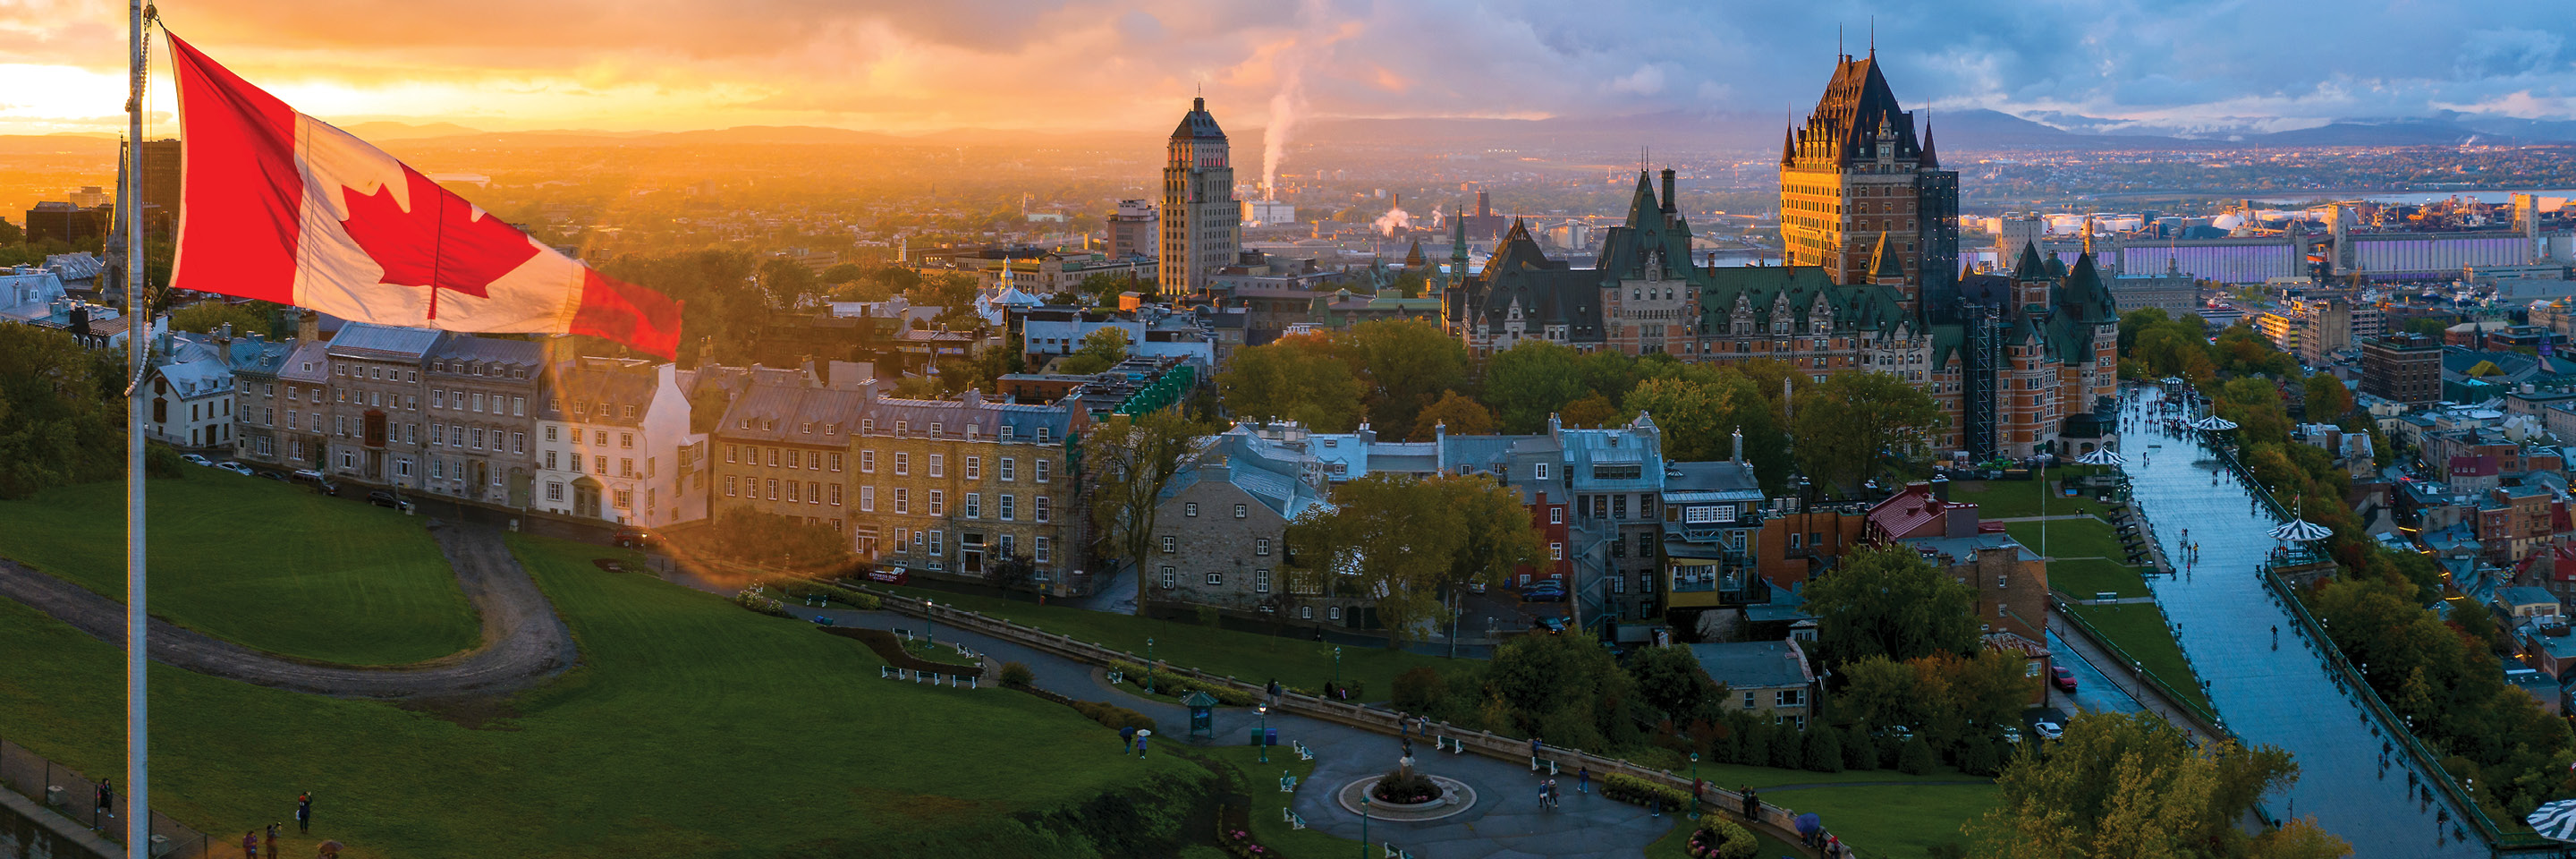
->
2120, 389, 2479, 858
668, 571, 1697, 859
0, 520, 577, 699
2044, 629, 2145, 717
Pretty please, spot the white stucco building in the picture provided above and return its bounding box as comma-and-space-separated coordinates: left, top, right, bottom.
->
534, 357, 708, 528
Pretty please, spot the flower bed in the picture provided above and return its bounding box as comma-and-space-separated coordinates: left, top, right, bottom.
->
1684, 817, 1758, 859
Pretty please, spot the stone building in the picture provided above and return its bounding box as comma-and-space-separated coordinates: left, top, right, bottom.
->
853, 390, 1088, 592
419, 336, 543, 506
1150, 423, 1337, 620
275, 341, 333, 469
1440, 52, 2115, 461
320, 323, 439, 486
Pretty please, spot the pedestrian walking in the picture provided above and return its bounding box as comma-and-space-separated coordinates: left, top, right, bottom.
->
1530, 736, 1542, 760
267, 822, 281, 859
296, 792, 312, 832
1120, 725, 1136, 753
1578, 766, 1589, 794
242, 831, 259, 859
1137, 730, 1150, 758
92, 778, 113, 829
1267, 678, 1282, 705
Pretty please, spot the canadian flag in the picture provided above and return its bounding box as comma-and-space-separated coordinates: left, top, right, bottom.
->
166, 35, 682, 358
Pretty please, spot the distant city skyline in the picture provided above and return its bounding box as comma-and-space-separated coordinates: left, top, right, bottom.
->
3, 1, 2574, 140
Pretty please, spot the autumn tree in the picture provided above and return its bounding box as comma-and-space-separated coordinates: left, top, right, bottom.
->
1791, 370, 1945, 494
1965, 711, 2334, 859
1482, 340, 1587, 433
2302, 371, 2353, 421
1801, 546, 1979, 670
1084, 407, 1208, 611
1833, 651, 2036, 752
1411, 390, 1496, 440
1216, 335, 1367, 431
1559, 393, 1621, 428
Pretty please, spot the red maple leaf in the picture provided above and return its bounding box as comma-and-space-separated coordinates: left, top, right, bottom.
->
339, 165, 540, 319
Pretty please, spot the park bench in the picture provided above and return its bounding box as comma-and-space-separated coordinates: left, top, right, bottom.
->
1282, 808, 1307, 830
1279, 772, 1297, 793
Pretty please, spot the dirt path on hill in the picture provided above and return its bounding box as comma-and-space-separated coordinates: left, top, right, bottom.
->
0, 520, 576, 699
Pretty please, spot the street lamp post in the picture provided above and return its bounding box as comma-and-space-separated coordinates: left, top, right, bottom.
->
1689, 753, 1701, 819
1147, 637, 1157, 694
1360, 795, 1371, 859
924, 599, 936, 645
1258, 705, 1270, 763
1333, 646, 1343, 690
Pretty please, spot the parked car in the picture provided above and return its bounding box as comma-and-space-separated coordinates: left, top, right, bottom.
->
258, 470, 290, 482
2052, 666, 2078, 693
1520, 582, 1567, 602
2033, 721, 2064, 741
1534, 616, 1571, 634
214, 462, 255, 476
291, 469, 341, 496
181, 454, 213, 466
612, 527, 657, 549
1877, 725, 1915, 743
1998, 727, 2023, 744
367, 490, 413, 513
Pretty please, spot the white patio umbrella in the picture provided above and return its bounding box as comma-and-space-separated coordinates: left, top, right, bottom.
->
2267, 518, 2334, 542
2526, 798, 2576, 841
2076, 448, 2125, 466
2192, 415, 2239, 431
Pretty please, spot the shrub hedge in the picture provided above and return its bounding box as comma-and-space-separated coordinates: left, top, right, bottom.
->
1599, 772, 1690, 811
1069, 700, 1157, 734
1106, 659, 1256, 706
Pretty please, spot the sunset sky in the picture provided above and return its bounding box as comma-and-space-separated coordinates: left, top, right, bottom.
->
4, 0, 2575, 138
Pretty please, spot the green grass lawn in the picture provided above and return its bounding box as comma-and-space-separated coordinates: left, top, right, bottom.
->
1765, 782, 1996, 859
2049, 558, 2151, 600
0, 474, 478, 665
0, 534, 1197, 859
1688, 760, 1983, 790
2068, 603, 2214, 715
1191, 745, 1365, 859
881, 586, 1464, 700
2004, 518, 2131, 564
1948, 474, 2120, 520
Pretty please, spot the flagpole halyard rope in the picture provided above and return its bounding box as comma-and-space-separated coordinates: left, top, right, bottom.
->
126, 3, 156, 855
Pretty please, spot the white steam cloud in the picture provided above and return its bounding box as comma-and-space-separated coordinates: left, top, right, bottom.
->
1262, 63, 1306, 200
1374, 205, 1413, 236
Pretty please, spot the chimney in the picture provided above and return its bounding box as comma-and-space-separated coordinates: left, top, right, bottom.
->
1929, 475, 1950, 503
1659, 168, 1676, 214
297, 310, 318, 343
1732, 429, 1743, 463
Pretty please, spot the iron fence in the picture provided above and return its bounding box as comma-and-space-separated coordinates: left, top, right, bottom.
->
0, 737, 209, 858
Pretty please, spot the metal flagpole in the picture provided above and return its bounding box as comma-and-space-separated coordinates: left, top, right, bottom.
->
124, 0, 150, 852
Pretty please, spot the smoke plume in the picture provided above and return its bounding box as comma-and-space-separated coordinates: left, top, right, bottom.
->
1261, 63, 1305, 201
1374, 205, 1412, 236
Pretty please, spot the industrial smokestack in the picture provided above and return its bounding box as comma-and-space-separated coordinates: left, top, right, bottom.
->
1659, 168, 1676, 214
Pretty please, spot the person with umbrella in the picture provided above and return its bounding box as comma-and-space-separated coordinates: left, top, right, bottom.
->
1795, 812, 1822, 847
316, 840, 344, 859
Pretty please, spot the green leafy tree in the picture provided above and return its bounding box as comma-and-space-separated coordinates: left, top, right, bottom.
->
1075, 271, 1135, 307
1482, 340, 1587, 433
0, 325, 123, 498
1803, 723, 1845, 773
756, 258, 820, 310
168, 300, 277, 337
1056, 327, 1131, 375
1083, 407, 1207, 609
1478, 629, 1644, 751
1791, 370, 1945, 494
1215, 335, 1367, 431
1284, 473, 1544, 647
819, 262, 868, 285
1801, 547, 1979, 670
1345, 319, 1468, 440
1624, 643, 1721, 724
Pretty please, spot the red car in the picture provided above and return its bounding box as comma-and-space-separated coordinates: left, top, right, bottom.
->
2052, 666, 2078, 693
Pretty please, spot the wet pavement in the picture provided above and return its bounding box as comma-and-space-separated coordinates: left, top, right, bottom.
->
2045, 629, 2144, 716
2119, 387, 2479, 858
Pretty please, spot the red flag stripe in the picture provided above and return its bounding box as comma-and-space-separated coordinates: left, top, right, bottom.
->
166, 33, 300, 303
571, 268, 682, 360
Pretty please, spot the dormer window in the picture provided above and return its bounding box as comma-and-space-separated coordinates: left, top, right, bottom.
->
801, 421, 815, 434
929, 423, 943, 439
862, 419, 876, 434
895, 421, 909, 435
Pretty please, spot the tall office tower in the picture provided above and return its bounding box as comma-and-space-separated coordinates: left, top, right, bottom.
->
1780, 49, 1957, 309
1159, 98, 1239, 298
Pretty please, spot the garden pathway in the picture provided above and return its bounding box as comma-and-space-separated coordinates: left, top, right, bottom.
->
676, 574, 1715, 859
2120, 387, 2480, 858
0, 520, 576, 698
